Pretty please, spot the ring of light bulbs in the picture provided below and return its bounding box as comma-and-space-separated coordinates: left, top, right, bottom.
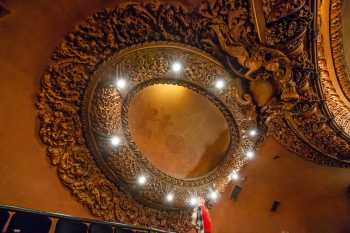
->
83, 43, 259, 209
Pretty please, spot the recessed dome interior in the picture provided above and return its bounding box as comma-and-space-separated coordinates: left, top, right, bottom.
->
128, 84, 230, 178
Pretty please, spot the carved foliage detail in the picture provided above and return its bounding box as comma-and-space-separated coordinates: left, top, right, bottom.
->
83, 44, 257, 209
37, 1, 258, 232
262, 0, 311, 54
257, 0, 350, 166
37, 1, 350, 230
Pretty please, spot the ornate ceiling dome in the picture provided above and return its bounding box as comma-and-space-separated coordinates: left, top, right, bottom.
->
312, 0, 350, 163
36, 2, 260, 231
316, 0, 350, 136
83, 43, 256, 209
36, 0, 350, 232
248, 0, 350, 166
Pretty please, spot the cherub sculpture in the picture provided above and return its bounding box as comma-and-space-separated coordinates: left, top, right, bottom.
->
211, 22, 300, 103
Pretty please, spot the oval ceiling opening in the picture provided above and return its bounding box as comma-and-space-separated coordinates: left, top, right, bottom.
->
127, 84, 230, 179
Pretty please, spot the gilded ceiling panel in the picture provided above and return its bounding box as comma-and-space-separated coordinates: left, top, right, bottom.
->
36, 0, 350, 231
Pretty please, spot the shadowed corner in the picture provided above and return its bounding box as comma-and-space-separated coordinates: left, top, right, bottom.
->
0, 2, 10, 18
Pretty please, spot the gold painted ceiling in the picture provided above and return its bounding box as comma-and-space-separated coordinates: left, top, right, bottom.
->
27, 0, 350, 232
82, 43, 257, 210
314, 0, 350, 162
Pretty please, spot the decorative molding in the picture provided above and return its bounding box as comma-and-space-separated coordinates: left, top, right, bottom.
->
37, 1, 260, 231
317, 0, 350, 136
317, 33, 350, 137
83, 43, 257, 209
262, 0, 306, 24
36, 0, 350, 230
329, 0, 350, 102
261, 102, 350, 167
257, 0, 350, 165
253, 0, 308, 53
251, 0, 267, 43
298, 0, 350, 162
212, 24, 300, 104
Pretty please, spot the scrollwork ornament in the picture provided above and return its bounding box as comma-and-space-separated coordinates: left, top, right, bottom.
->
37, 1, 259, 231
37, 1, 350, 231
83, 43, 257, 209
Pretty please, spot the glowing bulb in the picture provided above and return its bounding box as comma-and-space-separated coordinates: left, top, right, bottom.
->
209, 190, 219, 201
189, 197, 199, 206
215, 79, 225, 89
229, 171, 240, 181
111, 136, 121, 146
116, 79, 127, 89
171, 62, 182, 72
166, 193, 174, 202
246, 150, 255, 159
137, 175, 147, 185
249, 129, 258, 137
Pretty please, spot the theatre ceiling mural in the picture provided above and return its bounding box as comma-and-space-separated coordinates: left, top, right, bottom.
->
36, 0, 350, 232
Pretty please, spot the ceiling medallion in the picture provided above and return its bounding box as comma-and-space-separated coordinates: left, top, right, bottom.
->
36, 1, 262, 229
82, 42, 257, 209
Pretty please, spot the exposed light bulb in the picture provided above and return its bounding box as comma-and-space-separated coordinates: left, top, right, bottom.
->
189, 196, 199, 206
171, 62, 182, 72
215, 79, 225, 89
209, 190, 219, 201
137, 175, 147, 185
166, 193, 174, 202
229, 171, 240, 181
248, 129, 258, 137
116, 78, 127, 89
246, 150, 255, 159
111, 136, 121, 146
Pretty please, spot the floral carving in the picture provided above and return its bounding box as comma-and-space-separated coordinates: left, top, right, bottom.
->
261, 0, 312, 55
262, 0, 306, 23
317, 0, 350, 136
213, 24, 300, 103
37, 0, 350, 231
317, 34, 350, 136
91, 87, 122, 136
84, 43, 257, 209
37, 1, 259, 231
254, 0, 350, 166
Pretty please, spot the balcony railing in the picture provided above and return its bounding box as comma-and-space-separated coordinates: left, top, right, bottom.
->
0, 204, 174, 233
